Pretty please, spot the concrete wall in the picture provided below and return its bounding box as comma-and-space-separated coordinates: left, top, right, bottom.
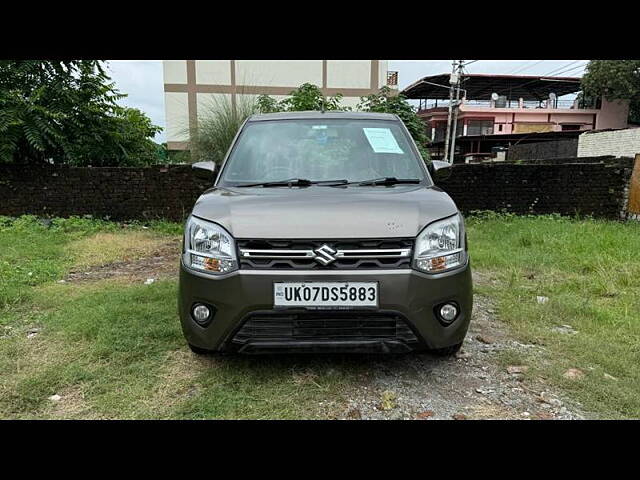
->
595, 99, 630, 130
577, 128, 640, 157
0, 159, 634, 222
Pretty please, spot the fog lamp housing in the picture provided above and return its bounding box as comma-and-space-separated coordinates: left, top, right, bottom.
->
436, 302, 459, 325
191, 303, 214, 326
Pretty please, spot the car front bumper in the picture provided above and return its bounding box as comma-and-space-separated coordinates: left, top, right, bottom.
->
178, 261, 473, 353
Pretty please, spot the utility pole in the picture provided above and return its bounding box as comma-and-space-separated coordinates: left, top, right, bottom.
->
448, 60, 465, 163
442, 61, 457, 163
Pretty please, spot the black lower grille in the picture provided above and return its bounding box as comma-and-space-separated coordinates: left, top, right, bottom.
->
228, 310, 420, 352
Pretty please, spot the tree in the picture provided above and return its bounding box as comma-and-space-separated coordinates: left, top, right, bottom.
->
257, 83, 348, 114
357, 87, 430, 160
279, 83, 347, 111
581, 60, 640, 124
0, 60, 162, 165
63, 106, 162, 166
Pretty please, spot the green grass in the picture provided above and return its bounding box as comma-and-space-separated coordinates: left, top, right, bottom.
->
0, 216, 365, 419
0, 278, 369, 419
466, 212, 640, 419
1, 213, 639, 419
0, 215, 179, 308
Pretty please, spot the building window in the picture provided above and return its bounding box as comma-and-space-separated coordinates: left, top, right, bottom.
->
433, 122, 447, 142
386, 71, 398, 87
467, 119, 494, 136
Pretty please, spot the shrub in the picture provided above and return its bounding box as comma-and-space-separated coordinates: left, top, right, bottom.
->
189, 94, 258, 164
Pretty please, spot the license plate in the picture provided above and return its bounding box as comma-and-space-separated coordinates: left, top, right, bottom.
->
274, 282, 378, 308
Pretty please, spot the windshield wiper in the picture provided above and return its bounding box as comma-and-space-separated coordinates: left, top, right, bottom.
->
355, 177, 422, 186
237, 178, 348, 188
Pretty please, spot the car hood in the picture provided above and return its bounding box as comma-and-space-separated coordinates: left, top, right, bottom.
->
191, 185, 459, 238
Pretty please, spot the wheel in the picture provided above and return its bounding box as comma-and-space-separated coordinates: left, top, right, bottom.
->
188, 343, 214, 355
430, 342, 463, 357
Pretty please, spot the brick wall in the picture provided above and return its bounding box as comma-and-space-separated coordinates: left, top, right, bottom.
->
437, 157, 634, 219
507, 138, 578, 161
0, 159, 635, 221
578, 128, 640, 158
0, 164, 210, 222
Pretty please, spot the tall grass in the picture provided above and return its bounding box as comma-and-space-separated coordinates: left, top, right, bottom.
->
189, 94, 259, 164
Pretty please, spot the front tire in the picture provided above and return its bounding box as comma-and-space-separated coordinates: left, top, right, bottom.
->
430, 342, 463, 357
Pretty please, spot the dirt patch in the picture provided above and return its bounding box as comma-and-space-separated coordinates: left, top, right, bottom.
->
46, 385, 104, 420
333, 274, 586, 420
64, 239, 181, 284
141, 349, 207, 417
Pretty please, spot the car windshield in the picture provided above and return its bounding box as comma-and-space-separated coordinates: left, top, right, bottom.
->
218, 118, 427, 186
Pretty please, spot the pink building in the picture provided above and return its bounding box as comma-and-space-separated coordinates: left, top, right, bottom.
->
402, 74, 630, 161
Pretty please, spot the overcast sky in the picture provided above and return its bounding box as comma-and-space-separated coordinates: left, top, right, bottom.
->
107, 60, 588, 144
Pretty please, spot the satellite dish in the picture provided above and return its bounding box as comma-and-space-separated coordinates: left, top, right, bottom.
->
491, 92, 499, 101
549, 92, 557, 100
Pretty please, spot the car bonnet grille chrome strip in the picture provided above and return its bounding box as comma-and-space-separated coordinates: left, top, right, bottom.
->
239, 248, 411, 259
240, 249, 315, 259
237, 239, 414, 270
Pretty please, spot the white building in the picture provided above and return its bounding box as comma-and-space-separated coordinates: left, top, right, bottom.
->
163, 60, 397, 151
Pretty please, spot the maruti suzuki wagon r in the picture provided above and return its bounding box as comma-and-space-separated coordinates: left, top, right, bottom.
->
178, 111, 472, 355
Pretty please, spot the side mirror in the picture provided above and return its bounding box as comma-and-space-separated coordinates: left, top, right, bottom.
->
429, 160, 452, 182
192, 161, 217, 181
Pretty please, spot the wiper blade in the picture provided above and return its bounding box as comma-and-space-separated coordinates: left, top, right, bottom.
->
237, 178, 348, 188
355, 177, 421, 186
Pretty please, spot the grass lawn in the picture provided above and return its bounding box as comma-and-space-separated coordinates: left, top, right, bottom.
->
0, 216, 368, 419
467, 212, 640, 419
0, 213, 638, 419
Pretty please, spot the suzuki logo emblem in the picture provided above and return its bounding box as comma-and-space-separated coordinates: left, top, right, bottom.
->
313, 244, 337, 265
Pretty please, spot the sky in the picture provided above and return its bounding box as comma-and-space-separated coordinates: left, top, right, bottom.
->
107, 60, 588, 144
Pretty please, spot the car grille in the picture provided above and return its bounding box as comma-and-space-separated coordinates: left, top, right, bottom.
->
229, 310, 419, 348
237, 238, 413, 270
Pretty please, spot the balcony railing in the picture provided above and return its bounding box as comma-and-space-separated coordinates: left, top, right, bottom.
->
418, 97, 598, 111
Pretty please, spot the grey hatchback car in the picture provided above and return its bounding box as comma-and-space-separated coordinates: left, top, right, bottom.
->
179, 111, 472, 355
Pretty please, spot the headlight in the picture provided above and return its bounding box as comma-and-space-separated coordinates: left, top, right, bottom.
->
183, 216, 238, 274
414, 213, 467, 273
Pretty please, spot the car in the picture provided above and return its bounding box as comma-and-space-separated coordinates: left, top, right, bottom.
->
178, 111, 472, 355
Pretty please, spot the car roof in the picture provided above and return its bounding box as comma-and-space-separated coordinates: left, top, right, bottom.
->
246, 111, 399, 122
